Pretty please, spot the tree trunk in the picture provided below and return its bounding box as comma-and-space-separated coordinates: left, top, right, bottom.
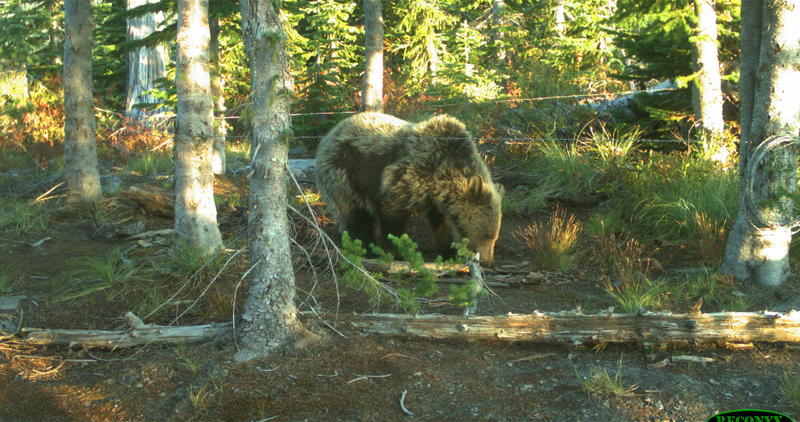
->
691, 0, 725, 138
236, 0, 305, 362
63, 0, 102, 206
173, 0, 223, 256
209, 14, 227, 175
720, 0, 800, 286
361, 0, 383, 112
491, 0, 507, 64
554, 0, 566, 37
124, 0, 168, 120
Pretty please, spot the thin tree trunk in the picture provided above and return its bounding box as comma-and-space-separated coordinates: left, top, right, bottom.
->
173, 0, 223, 255
63, 0, 102, 205
209, 14, 227, 174
691, 0, 725, 138
361, 0, 383, 112
236, 0, 305, 362
124, 0, 168, 120
491, 0, 507, 65
720, 0, 800, 286
554, 0, 566, 37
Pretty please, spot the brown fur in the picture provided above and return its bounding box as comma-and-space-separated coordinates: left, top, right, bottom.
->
314, 112, 502, 265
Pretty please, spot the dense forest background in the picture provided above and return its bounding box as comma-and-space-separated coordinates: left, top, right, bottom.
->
0, 0, 741, 148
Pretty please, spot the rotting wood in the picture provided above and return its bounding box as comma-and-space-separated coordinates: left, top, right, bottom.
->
21, 322, 232, 349
18, 310, 800, 349
128, 228, 175, 240
360, 258, 468, 275
435, 277, 509, 288
331, 310, 800, 345
121, 183, 175, 217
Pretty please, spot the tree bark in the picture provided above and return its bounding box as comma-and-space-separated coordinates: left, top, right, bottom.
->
361, 0, 383, 112
236, 0, 304, 362
720, 0, 800, 286
124, 0, 168, 120
209, 14, 227, 175
173, 0, 223, 256
63, 0, 102, 206
691, 0, 725, 138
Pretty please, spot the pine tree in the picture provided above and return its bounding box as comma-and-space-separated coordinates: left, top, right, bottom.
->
63, 0, 102, 205
361, 0, 383, 112
174, 0, 223, 255
720, 0, 800, 286
235, 0, 308, 361
124, 0, 168, 120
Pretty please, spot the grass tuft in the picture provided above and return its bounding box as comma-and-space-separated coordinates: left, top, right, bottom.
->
681, 270, 749, 312
515, 206, 581, 271
0, 197, 59, 233
580, 359, 638, 397
57, 247, 137, 303
123, 151, 173, 176
607, 279, 666, 314
781, 370, 800, 408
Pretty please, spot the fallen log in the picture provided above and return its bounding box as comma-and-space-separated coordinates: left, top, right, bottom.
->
334, 310, 800, 345
121, 183, 175, 217
18, 310, 800, 349
360, 258, 468, 275
22, 323, 232, 349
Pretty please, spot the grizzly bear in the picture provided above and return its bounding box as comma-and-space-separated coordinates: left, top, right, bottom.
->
314, 112, 502, 266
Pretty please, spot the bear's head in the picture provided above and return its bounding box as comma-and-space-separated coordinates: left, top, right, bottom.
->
445, 175, 503, 266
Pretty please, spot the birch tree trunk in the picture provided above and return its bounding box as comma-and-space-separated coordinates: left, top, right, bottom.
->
361, 0, 383, 112
173, 0, 223, 256
63, 0, 102, 206
209, 14, 227, 175
124, 0, 168, 120
720, 0, 800, 286
691, 0, 725, 139
236, 0, 305, 362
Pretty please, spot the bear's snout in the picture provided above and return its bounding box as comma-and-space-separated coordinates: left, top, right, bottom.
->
475, 241, 496, 267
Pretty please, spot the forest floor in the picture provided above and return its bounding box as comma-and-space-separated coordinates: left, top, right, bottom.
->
2, 169, 800, 422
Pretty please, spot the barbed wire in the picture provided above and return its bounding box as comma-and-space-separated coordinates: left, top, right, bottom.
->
94, 86, 680, 121
419, 87, 679, 108
224, 134, 699, 144
742, 134, 800, 230
99, 86, 697, 144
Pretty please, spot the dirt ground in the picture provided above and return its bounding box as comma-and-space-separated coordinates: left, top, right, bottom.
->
2, 172, 800, 422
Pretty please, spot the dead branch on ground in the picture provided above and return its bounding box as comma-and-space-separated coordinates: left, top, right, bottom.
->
16, 310, 800, 349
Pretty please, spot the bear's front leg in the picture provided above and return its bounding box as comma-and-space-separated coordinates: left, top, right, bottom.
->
341, 207, 378, 248
376, 207, 409, 254
427, 208, 455, 260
